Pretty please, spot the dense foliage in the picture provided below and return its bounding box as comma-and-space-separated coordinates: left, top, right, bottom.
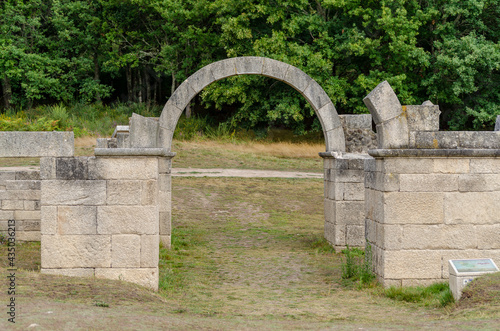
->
1, 0, 499, 132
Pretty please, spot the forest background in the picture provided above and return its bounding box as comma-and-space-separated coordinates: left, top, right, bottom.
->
1, 0, 499, 137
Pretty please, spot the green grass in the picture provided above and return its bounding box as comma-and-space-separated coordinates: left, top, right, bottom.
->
383, 282, 454, 307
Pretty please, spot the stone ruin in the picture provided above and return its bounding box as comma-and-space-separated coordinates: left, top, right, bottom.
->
0, 57, 498, 290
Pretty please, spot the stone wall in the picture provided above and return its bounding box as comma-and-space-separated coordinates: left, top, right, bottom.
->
40, 156, 161, 290
0, 132, 74, 157
365, 152, 500, 287
0, 169, 41, 241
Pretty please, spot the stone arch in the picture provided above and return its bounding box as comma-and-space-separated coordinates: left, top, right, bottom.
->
158, 56, 346, 152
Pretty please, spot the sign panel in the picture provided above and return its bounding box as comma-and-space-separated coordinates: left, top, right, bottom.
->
450, 259, 498, 274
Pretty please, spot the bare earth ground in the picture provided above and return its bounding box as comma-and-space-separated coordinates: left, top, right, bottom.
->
0, 177, 498, 330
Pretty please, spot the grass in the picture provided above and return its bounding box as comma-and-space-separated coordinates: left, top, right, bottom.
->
0, 177, 498, 329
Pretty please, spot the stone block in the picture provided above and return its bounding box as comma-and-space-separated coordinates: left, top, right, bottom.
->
17, 231, 40, 241
41, 206, 57, 235
282, 65, 312, 92
413, 131, 459, 149
375, 114, 409, 149
97, 206, 158, 235
2, 200, 25, 210
96, 138, 108, 148
324, 220, 335, 244
141, 235, 159, 268
458, 174, 500, 192
6, 180, 41, 190
169, 80, 196, 112
382, 250, 442, 279
94, 267, 158, 291
339, 114, 373, 130
90, 157, 158, 180
377, 224, 402, 250
458, 131, 500, 149
495, 115, 500, 131
401, 224, 476, 250
141, 180, 158, 205
16, 171, 40, 180
129, 113, 159, 148
470, 158, 500, 174
335, 169, 364, 183
323, 199, 335, 224
57, 206, 97, 235
364, 189, 384, 223
0, 172, 16, 183
337, 201, 364, 226
343, 182, 365, 201
106, 180, 142, 205
316, 102, 342, 132
159, 101, 183, 132
475, 225, 500, 249
235, 56, 264, 75
42, 180, 106, 205
160, 235, 171, 249
384, 192, 444, 224
366, 172, 400, 192
444, 192, 500, 224
111, 234, 141, 268
399, 174, 458, 192
208, 58, 238, 81
303, 80, 331, 110
158, 157, 172, 174
405, 105, 440, 132
346, 225, 365, 247
324, 127, 346, 152
382, 157, 434, 174
157, 127, 174, 151
158, 190, 171, 213
41, 235, 111, 268
262, 58, 290, 81
433, 158, 470, 174
24, 200, 40, 211
363, 81, 403, 125
0, 190, 40, 200
14, 210, 40, 220
365, 218, 377, 244
116, 133, 130, 148
188, 66, 216, 94
55, 157, 88, 180
40, 157, 56, 179
41, 268, 95, 278
0, 131, 74, 157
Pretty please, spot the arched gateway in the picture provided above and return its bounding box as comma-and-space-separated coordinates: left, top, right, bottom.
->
158, 56, 346, 152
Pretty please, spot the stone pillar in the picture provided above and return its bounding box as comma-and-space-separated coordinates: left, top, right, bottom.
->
158, 156, 174, 248
40, 154, 161, 291
366, 149, 500, 287
321, 152, 373, 251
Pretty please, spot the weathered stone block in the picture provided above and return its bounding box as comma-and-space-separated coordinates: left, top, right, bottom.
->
188, 66, 216, 94
458, 174, 500, 192
42, 180, 106, 205
158, 157, 172, 174
157, 127, 174, 151
405, 104, 440, 132
262, 58, 290, 81
41, 206, 57, 235
377, 224, 402, 250
458, 131, 500, 149
159, 101, 183, 132
346, 225, 365, 247
40, 157, 56, 179
399, 174, 458, 192
160, 235, 171, 249
324, 127, 346, 152
413, 131, 459, 149
2, 200, 25, 210
15, 171, 40, 180
364, 188, 384, 223
141, 180, 158, 205
235, 56, 264, 75
382, 157, 434, 174
111, 234, 141, 268
282, 65, 312, 92
6, 180, 40, 190
208, 58, 238, 81
0, 172, 16, 182
339, 114, 373, 130
106, 180, 142, 205
41, 268, 95, 278
365, 218, 377, 244
324, 220, 335, 244
55, 157, 88, 180
41, 235, 111, 268
375, 114, 409, 149
17, 231, 40, 241
316, 102, 342, 133
470, 158, 500, 174
337, 201, 365, 226
158, 191, 171, 213
24, 200, 40, 211
303, 80, 331, 110
90, 157, 158, 180
444, 192, 500, 224
366, 172, 400, 192
159, 211, 171, 236
433, 158, 470, 174
57, 206, 97, 235
0, 131, 74, 157
335, 169, 364, 183
343, 182, 365, 201
475, 225, 500, 249
97, 206, 158, 235
141, 235, 159, 268
382, 250, 442, 279
401, 224, 476, 250
169, 80, 196, 112
363, 81, 403, 125
13, 210, 40, 220
129, 113, 159, 148
496, 115, 500, 131
0, 210, 14, 220
384, 192, 444, 224
94, 267, 158, 291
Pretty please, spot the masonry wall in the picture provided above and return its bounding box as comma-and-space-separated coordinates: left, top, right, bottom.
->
365, 154, 500, 287
0, 169, 41, 241
40, 156, 160, 290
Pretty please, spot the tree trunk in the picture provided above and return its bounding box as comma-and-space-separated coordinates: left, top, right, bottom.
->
126, 65, 133, 102
171, 72, 176, 96
93, 53, 101, 102
138, 68, 143, 103
145, 69, 151, 107
2, 76, 12, 110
